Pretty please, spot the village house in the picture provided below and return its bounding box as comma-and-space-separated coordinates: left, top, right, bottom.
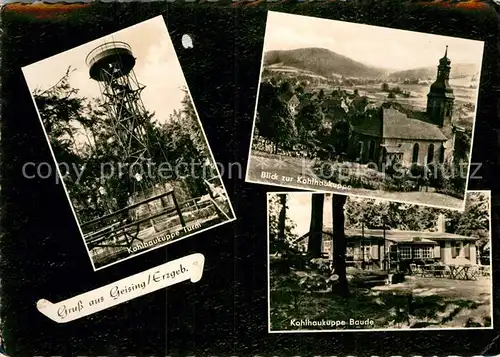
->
287, 94, 300, 116
294, 214, 479, 270
351, 46, 458, 168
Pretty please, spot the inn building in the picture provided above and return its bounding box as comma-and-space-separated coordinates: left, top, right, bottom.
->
294, 214, 479, 270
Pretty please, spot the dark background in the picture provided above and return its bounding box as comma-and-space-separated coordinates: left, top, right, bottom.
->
1, 1, 499, 355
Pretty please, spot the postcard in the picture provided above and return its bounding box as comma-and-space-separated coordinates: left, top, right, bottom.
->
267, 190, 492, 332
22, 16, 236, 270
246, 12, 484, 211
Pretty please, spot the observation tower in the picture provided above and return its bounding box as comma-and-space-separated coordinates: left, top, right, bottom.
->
86, 41, 155, 195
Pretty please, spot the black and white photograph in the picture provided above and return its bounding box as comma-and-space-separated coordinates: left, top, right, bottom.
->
247, 11, 484, 210
268, 190, 492, 332
22, 16, 236, 270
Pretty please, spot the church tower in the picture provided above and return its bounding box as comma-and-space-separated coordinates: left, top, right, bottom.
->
426, 46, 455, 128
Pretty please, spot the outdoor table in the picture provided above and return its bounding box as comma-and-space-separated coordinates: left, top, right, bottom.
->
447, 265, 478, 280
431, 265, 447, 278
421, 264, 447, 278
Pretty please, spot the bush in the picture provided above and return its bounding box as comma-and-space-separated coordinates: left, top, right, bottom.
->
410, 164, 425, 179
433, 163, 467, 199
384, 175, 417, 192
391, 272, 405, 284
344, 175, 379, 190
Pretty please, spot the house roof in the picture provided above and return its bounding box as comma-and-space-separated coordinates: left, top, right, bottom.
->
293, 227, 479, 245
352, 116, 382, 137
342, 227, 479, 242
353, 107, 448, 141
288, 94, 300, 106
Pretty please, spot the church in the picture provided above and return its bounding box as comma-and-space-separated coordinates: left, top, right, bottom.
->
352, 47, 459, 168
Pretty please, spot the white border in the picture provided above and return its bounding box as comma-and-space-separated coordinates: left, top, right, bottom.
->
246, 11, 485, 213
22, 15, 236, 272
266, 190, 493, 333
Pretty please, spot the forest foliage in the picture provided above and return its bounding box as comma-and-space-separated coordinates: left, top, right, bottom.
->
344, 192, 490, 248
269, 191, 490, 261
33, 68, 212, 223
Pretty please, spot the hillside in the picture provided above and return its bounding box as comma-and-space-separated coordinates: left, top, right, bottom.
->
263, 48, 389, 78
389, 63, 479, 80
264, 48, 479, 82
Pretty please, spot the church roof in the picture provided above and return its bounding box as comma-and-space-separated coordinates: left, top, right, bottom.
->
382, 108, 447, 140
428, 83, 455, 98
428, 46, 454, 98
353, 107, 447, 141
440, 45, 451, 66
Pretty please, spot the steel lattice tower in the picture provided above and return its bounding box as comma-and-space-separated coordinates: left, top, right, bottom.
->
86, 41, 155, 201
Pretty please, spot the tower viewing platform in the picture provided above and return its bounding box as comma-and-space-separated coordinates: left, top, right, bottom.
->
86, 41, 136, 81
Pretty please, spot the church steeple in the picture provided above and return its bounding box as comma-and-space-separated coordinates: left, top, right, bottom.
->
427, 46, 455, 128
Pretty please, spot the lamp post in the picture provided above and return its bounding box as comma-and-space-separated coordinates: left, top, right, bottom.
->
361, 218, 365, 270
383, 214, 388, 273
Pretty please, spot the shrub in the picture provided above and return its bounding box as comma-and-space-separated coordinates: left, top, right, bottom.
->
384, 175, 417, 192
391, 272, 405, 284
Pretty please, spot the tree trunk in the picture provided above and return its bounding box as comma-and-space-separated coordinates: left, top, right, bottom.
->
332, 194, 349, 297
278, 194, 287, 241
307, 193, 324, 257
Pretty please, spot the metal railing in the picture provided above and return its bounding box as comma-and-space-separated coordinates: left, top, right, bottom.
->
85, 41, 133, 67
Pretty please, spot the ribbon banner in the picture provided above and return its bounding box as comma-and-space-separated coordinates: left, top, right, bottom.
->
36, 253, 205, 323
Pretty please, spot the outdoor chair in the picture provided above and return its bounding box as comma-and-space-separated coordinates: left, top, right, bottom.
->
467, 266, 480, 280
410, 264, 421, 276
431, 264, 447, 278
479, 265, 491, 277
421, 265, 435, 278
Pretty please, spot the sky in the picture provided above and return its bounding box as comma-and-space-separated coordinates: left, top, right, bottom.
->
286, 193, 331, 237
283, 191, 489, 238
263, 11, 485, 71
22, 15, 186, 127
285, 193, 408, 237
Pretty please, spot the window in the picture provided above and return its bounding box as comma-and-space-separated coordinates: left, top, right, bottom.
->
422, 246, 433, 259
451, 241, 462, 258
464, 243, 471, 259
391, 153, 403, 163
400, 246, 412, 260
362, 245, 371, 259
381, 147, 388, 165
412, 143, 420, 164
439, 145, 445, 163
427, 144, 435, 164
368, 140, 375, 160
346, 243, 354, 257
357, 141, 364, 160
411, 246, 433, 259
413, 247, 422, 259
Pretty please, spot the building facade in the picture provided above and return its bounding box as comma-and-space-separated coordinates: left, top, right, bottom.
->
296, 214, 479, 270
352, 47, 457, 168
